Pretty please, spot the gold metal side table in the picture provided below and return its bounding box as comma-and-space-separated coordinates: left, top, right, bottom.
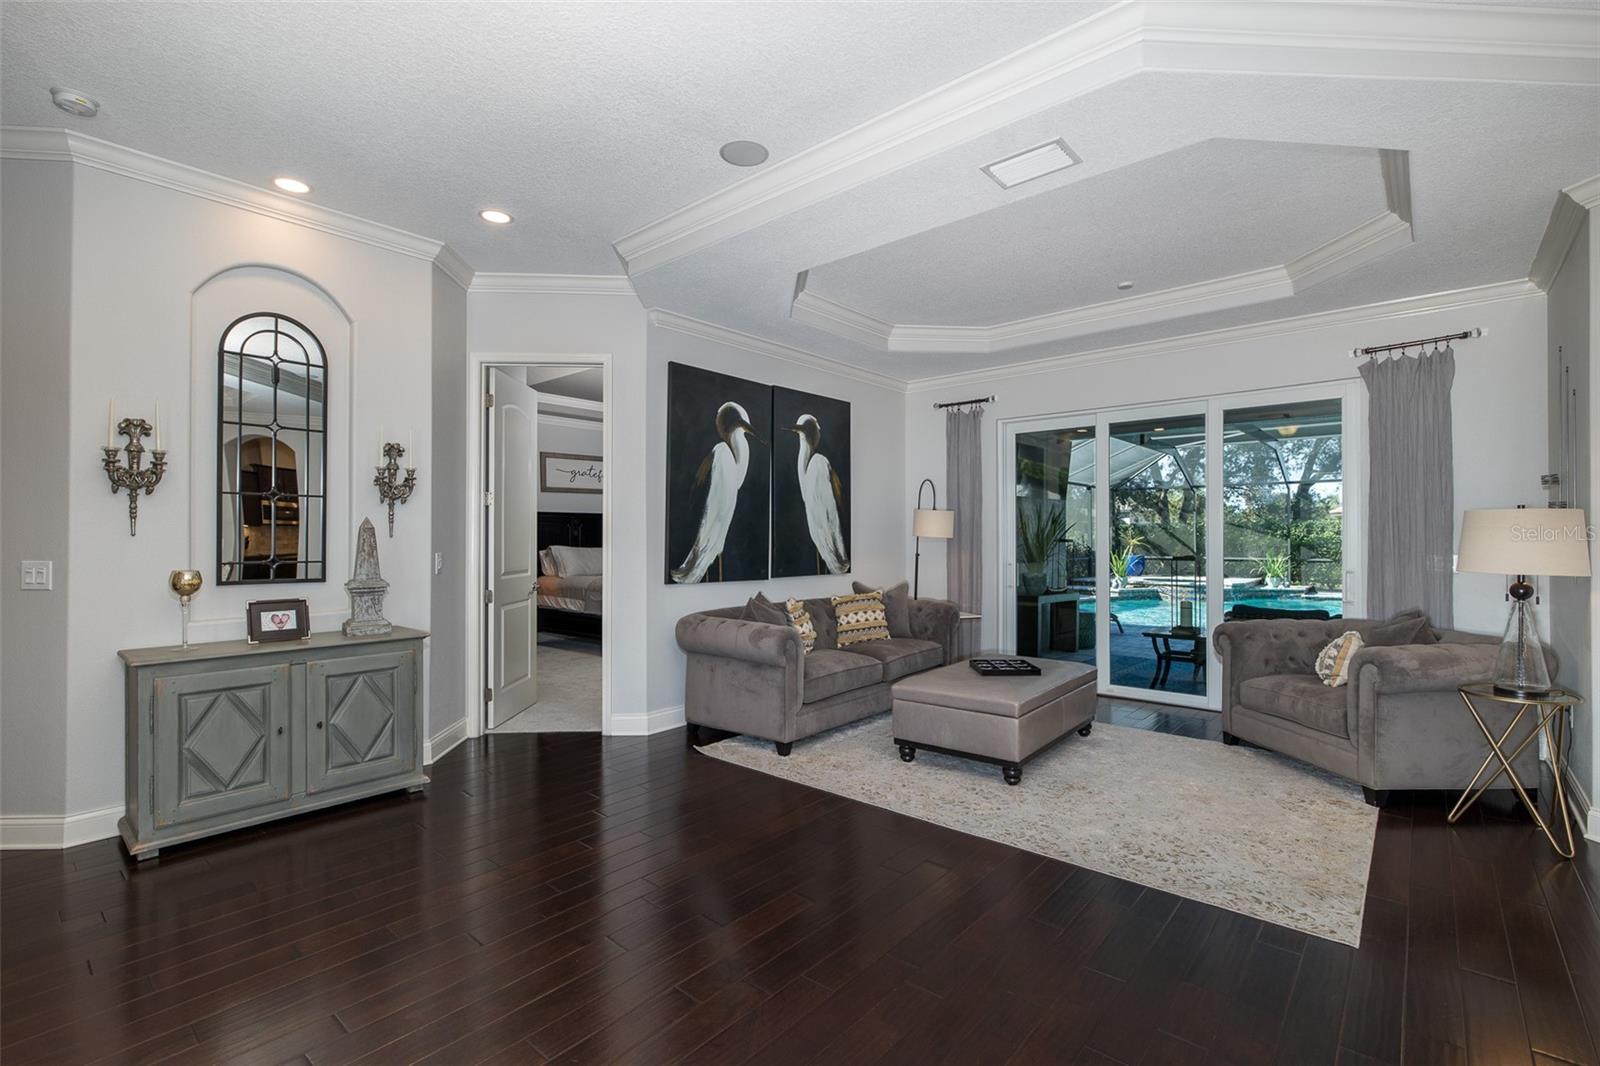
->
1449, 683, 1580, 858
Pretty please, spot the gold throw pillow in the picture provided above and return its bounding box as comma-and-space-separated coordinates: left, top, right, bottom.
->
1315, 630, 1364, 688
784, 597, 817, 653
832, 590, 891, 647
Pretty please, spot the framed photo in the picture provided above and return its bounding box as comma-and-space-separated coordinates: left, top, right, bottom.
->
246, 598, 311, 643
540, 451, 603, 495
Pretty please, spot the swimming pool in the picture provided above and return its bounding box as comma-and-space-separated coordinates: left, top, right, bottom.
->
1078, 590, 1344, 628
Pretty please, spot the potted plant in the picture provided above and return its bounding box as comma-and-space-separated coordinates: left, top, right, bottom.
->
1017, 503, 1073, 597
1258, 553, 1290, 588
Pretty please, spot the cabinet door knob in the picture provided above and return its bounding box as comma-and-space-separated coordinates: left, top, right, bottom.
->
315, 721, 323, 729
276, 726, 284, 735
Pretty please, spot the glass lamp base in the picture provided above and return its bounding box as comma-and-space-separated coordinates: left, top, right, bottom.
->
1492, 597, 1552, 698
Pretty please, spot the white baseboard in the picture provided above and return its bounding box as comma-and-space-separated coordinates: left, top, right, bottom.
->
609, 704, 686, 736
425, 715, 469, 765
1564, 768, 1599, 844
0, 804, 123, 850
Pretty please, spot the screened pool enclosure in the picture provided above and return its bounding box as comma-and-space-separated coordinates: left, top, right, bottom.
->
1007, 394, 1348, 704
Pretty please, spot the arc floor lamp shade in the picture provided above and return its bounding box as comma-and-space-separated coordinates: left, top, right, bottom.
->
914, 508, 955, 539
1456, 508, 1591, 696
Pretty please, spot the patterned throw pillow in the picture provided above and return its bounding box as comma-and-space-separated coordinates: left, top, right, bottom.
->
1315, 630, 1365, 688
832, 590, 891, 647
784, 597, 817, 653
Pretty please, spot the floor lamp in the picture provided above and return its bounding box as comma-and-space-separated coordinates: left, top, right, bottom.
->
913, 478, 954, 599
1456, 507, 1591, 696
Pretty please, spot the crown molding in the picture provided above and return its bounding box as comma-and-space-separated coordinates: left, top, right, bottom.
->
538, 410, 604, 430
0, 126, 469, 272
647, 308, 906, 392
905, 278, 1540, 392
469, 273, 636, 296
1530, 172, 1600, 290
614, 1, 1597, 275
432, 244, 476, 291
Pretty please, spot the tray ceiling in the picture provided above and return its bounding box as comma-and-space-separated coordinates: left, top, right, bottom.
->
802, 139, 1392, 328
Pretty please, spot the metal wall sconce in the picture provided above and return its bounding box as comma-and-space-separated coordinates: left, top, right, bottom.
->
374, 441, 417, 537
103, 414, 167, 536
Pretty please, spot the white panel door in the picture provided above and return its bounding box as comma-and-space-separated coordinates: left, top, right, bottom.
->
488, 369, 540, 727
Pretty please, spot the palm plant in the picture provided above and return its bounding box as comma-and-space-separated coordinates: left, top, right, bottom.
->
1017, 502, 1074, 593
1257, 553, 1291, 586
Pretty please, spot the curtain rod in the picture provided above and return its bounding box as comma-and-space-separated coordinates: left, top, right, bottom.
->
933, 395, 995, 409
1350, 328, 1481, 358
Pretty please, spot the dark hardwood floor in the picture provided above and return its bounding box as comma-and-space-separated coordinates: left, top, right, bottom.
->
2, 698, 1597, 1065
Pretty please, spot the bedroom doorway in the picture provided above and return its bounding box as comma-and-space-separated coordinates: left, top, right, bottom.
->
476, 359, 607, 734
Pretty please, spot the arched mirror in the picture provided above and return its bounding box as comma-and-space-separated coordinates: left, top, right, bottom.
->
218, 313, 327, 583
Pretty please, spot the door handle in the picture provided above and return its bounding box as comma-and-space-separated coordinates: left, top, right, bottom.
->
277, 726, 284, 735
315, 721, 324, 730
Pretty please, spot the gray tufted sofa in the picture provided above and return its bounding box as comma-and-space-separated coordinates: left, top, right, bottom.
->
676, 596, 960, 755
1212, 612, 1556, 806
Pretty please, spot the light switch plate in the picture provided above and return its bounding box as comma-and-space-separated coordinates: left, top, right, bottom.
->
20, 560, 53, 590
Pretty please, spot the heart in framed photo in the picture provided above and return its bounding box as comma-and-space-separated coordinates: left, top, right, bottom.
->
247, 598, 311, 644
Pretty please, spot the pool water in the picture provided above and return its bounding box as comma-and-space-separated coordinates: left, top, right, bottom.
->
1080, 591, 1343, 628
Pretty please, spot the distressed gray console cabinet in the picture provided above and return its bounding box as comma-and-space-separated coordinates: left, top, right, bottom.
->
117, 627, 429, 859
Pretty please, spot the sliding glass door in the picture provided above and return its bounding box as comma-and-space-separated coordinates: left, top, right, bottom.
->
1013, 424, 1095, 670
1104, 411, 1207, 696
1001, 385, 1357, 711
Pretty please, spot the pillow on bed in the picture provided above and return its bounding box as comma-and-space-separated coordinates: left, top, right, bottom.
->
538, 549, 558, 577
549, 545, 602, 577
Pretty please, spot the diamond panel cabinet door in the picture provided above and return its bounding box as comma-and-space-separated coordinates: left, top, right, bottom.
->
154, 664, 292, 829
305, 650, 418, 795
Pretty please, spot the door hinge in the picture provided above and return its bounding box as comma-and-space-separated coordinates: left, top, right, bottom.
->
484, 392, 495, 408
484, 588, 494, 605
485, 687, 493, 704
483, 490, 494, 507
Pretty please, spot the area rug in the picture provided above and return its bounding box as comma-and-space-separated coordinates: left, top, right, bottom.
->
699, 714, 1377, 945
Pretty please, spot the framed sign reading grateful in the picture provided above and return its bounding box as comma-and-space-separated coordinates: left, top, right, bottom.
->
539, 452, 603, 495
246, 598, 311, 643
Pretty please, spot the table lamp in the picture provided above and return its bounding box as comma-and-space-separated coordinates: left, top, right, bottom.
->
913, 478, 954, 599
1455, 507, 1590, 696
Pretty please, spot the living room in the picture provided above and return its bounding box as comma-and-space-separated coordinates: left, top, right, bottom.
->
2, 2, 1598, 1063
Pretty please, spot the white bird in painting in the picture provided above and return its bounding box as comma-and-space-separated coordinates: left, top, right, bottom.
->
786, 414, 850, 574
672, 401, 762, 584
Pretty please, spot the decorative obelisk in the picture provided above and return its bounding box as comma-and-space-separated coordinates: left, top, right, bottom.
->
343, 518, 393, 637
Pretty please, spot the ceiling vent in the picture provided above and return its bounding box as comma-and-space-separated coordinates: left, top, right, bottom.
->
981, 139, 1081, 190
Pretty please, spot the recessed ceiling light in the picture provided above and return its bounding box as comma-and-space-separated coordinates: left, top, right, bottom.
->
272, 176, 311, 195
981, 139, 1081, 190
719, 140, 769, 167
1117, 281, 1134, 291
479, 209, 513, 225
1153, 426, 1166, 432
50, 88, 99, 117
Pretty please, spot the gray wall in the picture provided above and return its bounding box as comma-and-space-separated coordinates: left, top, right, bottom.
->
0, 158, 73, 818
537, 415, 603, 515
429, 266, 468, 745
1546, 211, 1596, 813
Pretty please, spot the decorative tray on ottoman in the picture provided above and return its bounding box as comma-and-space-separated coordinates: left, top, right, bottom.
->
967, 657, 1043, 677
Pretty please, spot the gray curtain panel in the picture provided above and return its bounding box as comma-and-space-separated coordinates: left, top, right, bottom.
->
1359, 347, 1455, 627
945, 406, 984, 658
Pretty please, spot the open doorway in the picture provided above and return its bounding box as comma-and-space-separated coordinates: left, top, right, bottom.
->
480, 362, 606, 733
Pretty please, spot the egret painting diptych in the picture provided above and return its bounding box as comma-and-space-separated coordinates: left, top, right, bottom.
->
665, 363, 772, 584
664, 363, 851, 584
772, 386, 851, 578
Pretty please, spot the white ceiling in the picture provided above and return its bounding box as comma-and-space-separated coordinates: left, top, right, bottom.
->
804, 139, 1389, 327
0, 0, 1107, 274
3, 1, 1598, 382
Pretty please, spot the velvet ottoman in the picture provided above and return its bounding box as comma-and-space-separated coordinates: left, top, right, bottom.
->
890, 657, 1098, 784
